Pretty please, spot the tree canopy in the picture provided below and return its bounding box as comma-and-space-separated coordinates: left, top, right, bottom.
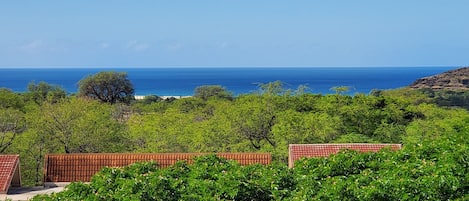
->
194, 85, 233, 100
26, 81, 67, 104
78, 71, 134, 104
3, 80, 469, 189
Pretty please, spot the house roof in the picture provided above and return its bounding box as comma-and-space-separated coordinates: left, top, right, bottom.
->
44, 153, 271, 183
0, 155, 20, 194
288, 143, 402, 167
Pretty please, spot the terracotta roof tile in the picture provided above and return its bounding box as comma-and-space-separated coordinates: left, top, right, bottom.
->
44, 153, 271, 183
0, 155, 20, 194
288, 144, 401, 167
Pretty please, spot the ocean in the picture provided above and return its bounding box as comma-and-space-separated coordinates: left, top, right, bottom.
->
0, 67, 458, 96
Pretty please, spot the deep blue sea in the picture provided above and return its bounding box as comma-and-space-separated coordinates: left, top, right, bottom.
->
0, 67, 459, 96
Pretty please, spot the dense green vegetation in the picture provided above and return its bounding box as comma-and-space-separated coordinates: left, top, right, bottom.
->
32, 134, 469, 200
1, 71, 469, 199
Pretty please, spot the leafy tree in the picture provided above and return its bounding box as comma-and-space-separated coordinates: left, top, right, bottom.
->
0, 108, 25, 153
26, 81, 67, 104
256, 80, 289, 96
403, 103, 467, 144
0, 88, 24, 110
330, 85, 351, 95
78, 71, 134, 104
338, 95, 385, 136
173, 97, 206, 113
268, 110, 342, 161
231, 95, 277, 149
194, 85, 233, 100
429, 89, 469, 110
273, 110, 342, 144
127, 108, 196, 153
189, 99, 245, 153
294, 84, 310, 95
29, 98, 128, 153
380, 88, 432, 105
11, 127, 59, 185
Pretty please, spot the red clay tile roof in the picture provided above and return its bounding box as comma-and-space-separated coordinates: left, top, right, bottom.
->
288, 144, 402, 167
0, 155, 20, 194
44, 153, 271, 183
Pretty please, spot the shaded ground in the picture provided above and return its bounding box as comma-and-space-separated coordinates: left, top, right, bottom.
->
1, 186, 64, 201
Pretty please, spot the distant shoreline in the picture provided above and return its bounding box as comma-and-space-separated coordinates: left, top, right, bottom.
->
0, 67, 458, 96
134, 95, 192, 100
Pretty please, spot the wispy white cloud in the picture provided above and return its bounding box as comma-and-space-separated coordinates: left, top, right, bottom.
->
20, 40, 44, 51
126, 40, 150, 51
18, 40, 68, 53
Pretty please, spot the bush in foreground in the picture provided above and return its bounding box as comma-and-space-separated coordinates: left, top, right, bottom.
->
33, 137, 468, 200
32, 155, 294, 201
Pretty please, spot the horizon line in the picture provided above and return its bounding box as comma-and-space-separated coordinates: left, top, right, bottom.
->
0, 65, 462, 69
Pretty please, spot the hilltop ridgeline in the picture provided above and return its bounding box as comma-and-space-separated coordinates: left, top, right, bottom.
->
409, 67, 469, 90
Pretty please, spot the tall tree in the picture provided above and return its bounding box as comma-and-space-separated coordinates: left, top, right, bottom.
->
26, 81, 67, 104
78, 71, 134, 104
330, 85, 351, 95
127, 108, 195, 153
0, 88, 24, 110
29, 98, 128, 153
0, 108, 25, 153
194, 85, 233, 101
256, 81, 289, 96
230, 95, 277, 149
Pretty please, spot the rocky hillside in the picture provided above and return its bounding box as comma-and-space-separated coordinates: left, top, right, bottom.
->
409, 67, 469, 90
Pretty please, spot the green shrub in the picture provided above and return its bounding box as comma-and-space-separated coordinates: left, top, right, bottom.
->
32, 141, 468, 201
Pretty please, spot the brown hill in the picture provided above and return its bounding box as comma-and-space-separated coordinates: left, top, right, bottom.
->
409, 67, 469, 90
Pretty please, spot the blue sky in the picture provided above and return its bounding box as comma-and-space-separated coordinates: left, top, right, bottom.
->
1, 0, 468, 67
